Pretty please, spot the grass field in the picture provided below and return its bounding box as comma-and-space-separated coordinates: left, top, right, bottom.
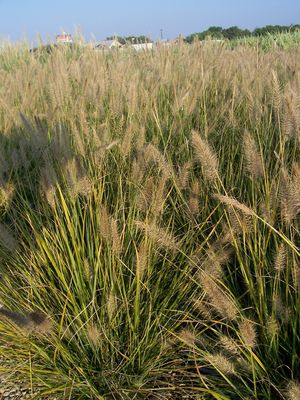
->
0, 35, 300, 399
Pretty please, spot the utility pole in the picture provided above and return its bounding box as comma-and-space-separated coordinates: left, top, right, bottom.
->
160, 29, 163, 40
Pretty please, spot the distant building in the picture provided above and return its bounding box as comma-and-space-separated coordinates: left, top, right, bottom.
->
130, 42, 153, 51
96, 38, 123, 50
56, 32, 73, 44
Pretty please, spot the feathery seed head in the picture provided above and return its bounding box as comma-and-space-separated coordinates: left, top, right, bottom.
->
136, 176, 154, 213
152, 172, 168, 217
110, 217, 122, 255
214, 194, 255, 217
287, 381, 300, 400
266, 315, 279, 337
136, 240, 148, 280
219, 335, 240, 355
188, 180, 200, 215
178, 160, 193, 189
135, 220, 178, 251
206, 353, 236, 375
178, 328, 196, 347
107, 291, 117, 320
87, 324, 102, 346
239, 319, 256, 349
0, 182, 15, 209
191, 130, 219, 182
274, 243, 287, 273
243, 130, 264, 178
193, 299, 213, 319
143, 143, 172, 177
198, 271, 238, 320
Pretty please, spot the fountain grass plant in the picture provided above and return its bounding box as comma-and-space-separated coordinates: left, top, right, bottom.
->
0, 35, 300, 399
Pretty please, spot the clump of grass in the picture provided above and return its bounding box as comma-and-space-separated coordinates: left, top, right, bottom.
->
0, 37, 300, 399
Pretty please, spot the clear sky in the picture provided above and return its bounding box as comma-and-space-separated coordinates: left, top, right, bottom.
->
0, 0, 299, 43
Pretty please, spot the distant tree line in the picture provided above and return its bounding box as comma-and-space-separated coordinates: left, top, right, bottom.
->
105, 25, 300, 45
185, 24, 300, 43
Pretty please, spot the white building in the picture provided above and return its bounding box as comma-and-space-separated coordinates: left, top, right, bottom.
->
131, 42, 153, 51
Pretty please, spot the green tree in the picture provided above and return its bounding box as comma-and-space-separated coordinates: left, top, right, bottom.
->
222, 26, 251, 40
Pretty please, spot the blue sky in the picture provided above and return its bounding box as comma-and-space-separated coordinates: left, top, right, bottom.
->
0, 0, 299, 43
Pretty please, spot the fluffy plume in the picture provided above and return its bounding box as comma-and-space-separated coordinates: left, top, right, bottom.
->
271, 71, 282, 113
266, 315, 279, 337
214, 194, 255, 217
63, 157, 93, 197
193, 299, 213, 319
274, 295, 290, 323
152, 172, 169, 217
178, 160, 193, 189
191, 130, 219, 182
99, 206, 122, 254
99, 206, 111, 242
239, 320, 256, 349
110, 218, 122, 255
198, 271, 238, 320
120, 125, 134, 157
143, 143, 172, 177
0, 182, 15, 209
279, 168, 300, 225
107, 291, 117, 320
87, 324, 102, 346
135, 220, 179, 251
131, 151, 147, 185
274, 243, 287, 272
198, 245, 233, 278
188, 180, 200, 215
287, 381, 300, 400
219, 335, 240, 355
136, 240, 148, 280
83, 258, 93, 281
206, 353, 236, 375
243, 130, 264, 178
136, 176, 155, 213
178, 328, 196, 347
